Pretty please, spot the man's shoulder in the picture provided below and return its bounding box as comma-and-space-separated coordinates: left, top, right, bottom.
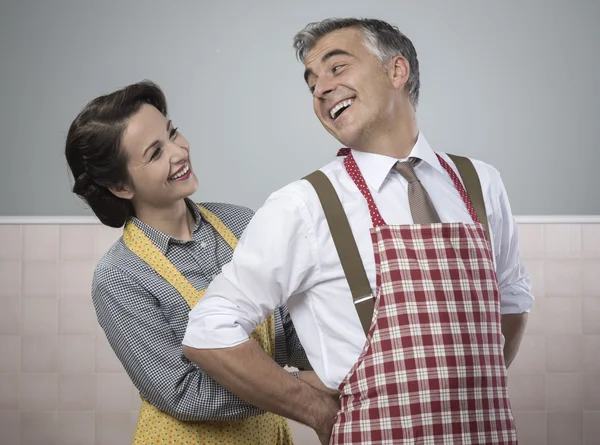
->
265, 157, 346, 209
437, 152, 503, 188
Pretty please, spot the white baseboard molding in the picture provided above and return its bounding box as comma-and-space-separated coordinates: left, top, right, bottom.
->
1, 216, 600, 225
0, 216, 99, 225
515, 215, 600, 224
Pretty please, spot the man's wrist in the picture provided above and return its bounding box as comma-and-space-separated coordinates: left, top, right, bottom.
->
308, 390, 340, 433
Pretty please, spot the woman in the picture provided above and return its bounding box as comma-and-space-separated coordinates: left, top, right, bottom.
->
65, 80, 311, 444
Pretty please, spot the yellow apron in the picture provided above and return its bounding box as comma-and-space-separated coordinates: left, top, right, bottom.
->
123, 204, 293, 445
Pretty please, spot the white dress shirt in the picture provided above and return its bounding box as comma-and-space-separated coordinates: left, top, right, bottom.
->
183, 133, 533, 389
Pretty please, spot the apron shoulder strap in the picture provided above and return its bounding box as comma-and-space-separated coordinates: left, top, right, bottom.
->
445, 153, 491, 245
123, 220, 202, 308
196, 204, 239, 250
303, 170, 374, 335
122, 206, 238, 309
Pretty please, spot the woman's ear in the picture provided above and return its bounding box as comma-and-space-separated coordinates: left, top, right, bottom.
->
108, 183, 134, 200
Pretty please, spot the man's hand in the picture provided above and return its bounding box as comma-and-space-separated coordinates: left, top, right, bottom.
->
183, 340, 340, 433
313, 391, 340, 445
298, 371, 340, 444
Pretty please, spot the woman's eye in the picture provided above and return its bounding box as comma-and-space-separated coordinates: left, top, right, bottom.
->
150, 147, 162, 160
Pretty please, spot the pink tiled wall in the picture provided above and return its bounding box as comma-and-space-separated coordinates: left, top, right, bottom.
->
0, 222, 599, 445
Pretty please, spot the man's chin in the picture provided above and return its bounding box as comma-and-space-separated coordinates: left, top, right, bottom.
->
325, 127, 356, 149
335, 134, 360, 151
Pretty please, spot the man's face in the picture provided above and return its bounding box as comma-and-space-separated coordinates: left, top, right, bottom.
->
304, 28, 406, 149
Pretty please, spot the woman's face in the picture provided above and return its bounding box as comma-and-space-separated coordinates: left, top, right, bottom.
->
115, 103, 198, 209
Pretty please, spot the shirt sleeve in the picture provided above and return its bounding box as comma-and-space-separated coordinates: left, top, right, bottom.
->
488, 169, 535, 315
183, 188, 321, 349
93, 264, 266, 421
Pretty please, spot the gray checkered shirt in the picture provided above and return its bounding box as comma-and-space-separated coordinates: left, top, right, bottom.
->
92, 199, 311, 421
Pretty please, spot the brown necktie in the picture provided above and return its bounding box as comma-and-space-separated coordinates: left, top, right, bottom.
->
395, 158, 441, 224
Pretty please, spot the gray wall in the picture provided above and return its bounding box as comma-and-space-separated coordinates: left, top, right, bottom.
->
1, 0, 598, 216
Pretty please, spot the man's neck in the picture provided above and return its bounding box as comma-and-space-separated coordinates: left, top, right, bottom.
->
356, 115, 419, 159
134, 199, 195, 241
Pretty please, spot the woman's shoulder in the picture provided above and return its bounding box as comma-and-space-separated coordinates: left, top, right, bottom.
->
92, 237, 144, 289
195, 202, 255, 238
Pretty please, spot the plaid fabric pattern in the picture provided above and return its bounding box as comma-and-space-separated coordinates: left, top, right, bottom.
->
330, 153, 517, 444
93, 199, 310, 422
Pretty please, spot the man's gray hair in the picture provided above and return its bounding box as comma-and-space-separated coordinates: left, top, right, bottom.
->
293, 18, 420, 108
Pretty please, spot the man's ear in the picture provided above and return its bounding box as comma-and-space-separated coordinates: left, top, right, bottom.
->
108, 183, 134, 200
388, 55, 410, 91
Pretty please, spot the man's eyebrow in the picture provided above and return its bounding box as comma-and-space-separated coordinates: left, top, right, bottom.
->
304, 49, 354, 83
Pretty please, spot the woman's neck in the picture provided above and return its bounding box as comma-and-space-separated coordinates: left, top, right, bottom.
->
134, 199, 195, 241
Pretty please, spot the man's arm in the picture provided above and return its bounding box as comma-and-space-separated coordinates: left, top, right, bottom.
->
183, 188, 338, 439
488, 167, 534, 368
501, 312, 528, 367
183, 340, 339, 436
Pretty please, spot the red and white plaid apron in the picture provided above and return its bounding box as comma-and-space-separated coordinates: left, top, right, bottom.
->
330, 151, 517, 445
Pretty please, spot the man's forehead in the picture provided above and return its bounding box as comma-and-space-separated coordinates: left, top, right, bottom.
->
304, 28, 364, 66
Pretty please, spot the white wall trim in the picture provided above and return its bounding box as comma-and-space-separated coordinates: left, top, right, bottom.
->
0, 216, 100, 225
514, 215, 600, 224
1, 215, 600, 225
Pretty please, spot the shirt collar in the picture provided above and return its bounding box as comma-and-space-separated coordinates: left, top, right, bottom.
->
130, 198, 204, 254
350, 132, 445, 192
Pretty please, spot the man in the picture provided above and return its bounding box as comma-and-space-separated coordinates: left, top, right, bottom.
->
182, 18, 533, 445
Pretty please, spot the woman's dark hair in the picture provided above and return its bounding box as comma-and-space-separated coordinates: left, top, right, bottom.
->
65, 80, 168, 227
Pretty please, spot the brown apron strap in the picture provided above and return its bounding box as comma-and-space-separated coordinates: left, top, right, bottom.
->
446, 153, 491, 245
303, 170, 374, 335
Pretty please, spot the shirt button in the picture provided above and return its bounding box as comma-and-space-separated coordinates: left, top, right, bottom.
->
200, 241, 207, 248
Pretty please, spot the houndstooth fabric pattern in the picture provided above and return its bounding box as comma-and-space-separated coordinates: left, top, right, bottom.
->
330, 153, 517, 444
92, 199, 310, 422
394, 158, 441, 224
